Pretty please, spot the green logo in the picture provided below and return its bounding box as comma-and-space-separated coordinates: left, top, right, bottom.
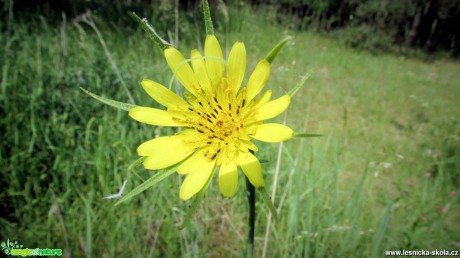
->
1, 240, 23, 255
1, 239, 62, 257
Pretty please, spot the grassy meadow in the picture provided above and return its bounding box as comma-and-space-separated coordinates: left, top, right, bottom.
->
1, 6, 460, 258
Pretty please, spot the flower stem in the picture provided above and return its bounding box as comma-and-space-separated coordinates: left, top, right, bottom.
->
245, 176, 255, 258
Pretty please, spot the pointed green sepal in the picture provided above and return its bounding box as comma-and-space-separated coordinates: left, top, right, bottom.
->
114, 165, 177, 206
80, 87, 138, 111
266, 37, 291, 64
177, 190, 206, 229
202, 0, 214, 35
128, 157, 146, 172
288, 69, 314, 97
293, 132, 323, 138
131, 12, 172, 49
258, 187, 278, 221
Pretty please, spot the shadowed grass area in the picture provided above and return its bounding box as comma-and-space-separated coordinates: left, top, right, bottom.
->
1, 7, 459, 257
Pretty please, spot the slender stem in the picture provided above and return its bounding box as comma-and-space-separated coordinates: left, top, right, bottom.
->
202, 0, 214, 35
245, 176, 255, 258
174, 0, 179, 45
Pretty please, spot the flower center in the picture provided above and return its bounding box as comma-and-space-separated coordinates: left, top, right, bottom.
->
193, 96, 243, 141
183, 90, 250, 163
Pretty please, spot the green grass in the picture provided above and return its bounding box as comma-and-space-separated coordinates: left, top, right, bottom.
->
1, 7, 459, 257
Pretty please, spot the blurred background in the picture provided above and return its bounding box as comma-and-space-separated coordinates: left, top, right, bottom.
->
1, 0, 459, 257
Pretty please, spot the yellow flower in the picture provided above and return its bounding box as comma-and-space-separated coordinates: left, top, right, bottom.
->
129, 35, 293, 200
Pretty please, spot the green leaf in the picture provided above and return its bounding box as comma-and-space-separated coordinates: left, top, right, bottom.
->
115, 166, 177, 206
266, 37, 291, 64
80, 87, 138, 111
258, 187, 278, 221
293, 132, 323, 138
288, 69, 314, 97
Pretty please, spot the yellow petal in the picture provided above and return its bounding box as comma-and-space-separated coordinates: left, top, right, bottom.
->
137, 135, 188, 156
227, 42, 246, 94
251, 123, 293, 142
255, 94, 291, 121
178, 129, 208, 149
164, 47, 199, 95
240, 139, 259, 152
245, 60, 270, 101
237, 152, 264, 188
179, 157, 216, 200
176, 148, 207, 175
141, 79, 189, 109
205, 35, 224, 87
191, 49, 212, 93
139, 135, 195, 170
129, 107, 181, 126
253, 89, 272, 109
218, 162, 238, 197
